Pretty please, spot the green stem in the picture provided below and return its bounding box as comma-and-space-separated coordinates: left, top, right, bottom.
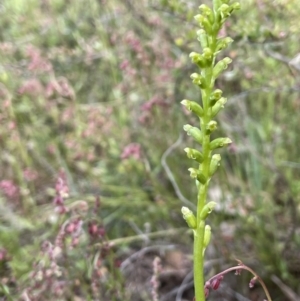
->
194, 39, 216, 301
194, 219, 205, 300
193, 94, 212, 301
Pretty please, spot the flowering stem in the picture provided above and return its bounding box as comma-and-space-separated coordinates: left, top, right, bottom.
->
180, 2, 241, 301
194, 55, 215, 301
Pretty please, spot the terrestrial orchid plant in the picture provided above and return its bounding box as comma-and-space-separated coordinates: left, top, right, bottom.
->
180, 1, 272, 300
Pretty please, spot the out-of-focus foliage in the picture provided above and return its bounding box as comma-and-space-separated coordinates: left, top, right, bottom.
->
0, 0, 300, 300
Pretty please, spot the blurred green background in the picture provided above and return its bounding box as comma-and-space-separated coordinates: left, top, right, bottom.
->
0, 0, 300, 300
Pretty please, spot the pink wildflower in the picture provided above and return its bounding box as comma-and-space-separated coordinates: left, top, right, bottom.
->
121, 143, 142, 160
0, 180, 19, 199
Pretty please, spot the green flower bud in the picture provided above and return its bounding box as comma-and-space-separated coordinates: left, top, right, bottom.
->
181, 99, 204, 117
189, 52, 201, 62
203, 225, 211, 248
190, 73, 206, 88
181, 206, 197, 229
219, 4, 230, 12
200, 201, 217, 220
212, 89, 223, 99
216, 37, 233, 52
194, 14, 212, 33
197, 173, 207, 184
213, 57, 232, 79
210, 137, 232, 150
184, 147, 204, 163
231, 2, 241, 11
213, 0, 222, 11
203, 47, 213, 61
218, 4, 231, 20
209, 154, 221, 176
218, 2, 240, 20
190, 73, 199, 80
197, 29, 208, 49
206, 120, 218, 134
189, 52, 206, 68
194, 14, 204, 24
209, 89, 223, 106
188, 168, 198, 179
202, 224, 212, 256
211, 97, 227, 117
188, 168, 207, 184
198, 4, 214, 23
183, 124, 203, 144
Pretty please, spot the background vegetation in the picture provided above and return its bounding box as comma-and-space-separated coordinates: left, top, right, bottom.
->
0, 0, 299, 300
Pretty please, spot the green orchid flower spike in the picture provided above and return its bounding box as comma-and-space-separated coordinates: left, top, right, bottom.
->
180, 1, 240, 300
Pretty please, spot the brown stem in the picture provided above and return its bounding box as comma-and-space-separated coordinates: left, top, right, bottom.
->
206, 260, 272, 301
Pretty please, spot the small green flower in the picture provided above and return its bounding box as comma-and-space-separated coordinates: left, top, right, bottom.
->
197, 29, 208, 49
184, 148, 204, 163
188, 168, 207, 184
206, 121, 218, 134
210, 137, 232, 150
203, 225, 211, 248
194, 14, 212, 33
209, 154, 221, 176
213, 57, 232, 79
181, 207, 197, 229
190, 73, 207, 88
209, 89, 223, 106
181, 99, 204, 117
212, 97, 227, 117
216, 37, 234, 52
183, 124, 203, 144
200, 201, 217, 220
